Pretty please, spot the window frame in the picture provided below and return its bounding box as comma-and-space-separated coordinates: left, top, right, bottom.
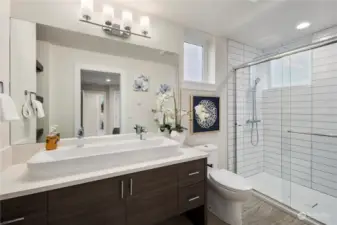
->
183, 35, 209, 83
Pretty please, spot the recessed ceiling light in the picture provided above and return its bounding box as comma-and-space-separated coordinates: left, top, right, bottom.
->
106, 78, 111, 82
296, 22, 311, 30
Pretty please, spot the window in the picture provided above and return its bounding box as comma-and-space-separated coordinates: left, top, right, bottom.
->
184, 42, 204, 82
270, 51, 311, 88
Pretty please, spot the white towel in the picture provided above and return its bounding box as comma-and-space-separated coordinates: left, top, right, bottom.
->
0, 93, 20, 122
32, 99, 45, 118
22, 100, 33, 119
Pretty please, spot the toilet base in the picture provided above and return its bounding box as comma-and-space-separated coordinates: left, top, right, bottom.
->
208, 188, 244, 225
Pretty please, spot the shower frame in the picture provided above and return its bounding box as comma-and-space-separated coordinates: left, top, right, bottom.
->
231, 36, 337, 174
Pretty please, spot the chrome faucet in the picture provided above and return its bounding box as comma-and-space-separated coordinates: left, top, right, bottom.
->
134, 125, 147, 140
77, 127, 84, 147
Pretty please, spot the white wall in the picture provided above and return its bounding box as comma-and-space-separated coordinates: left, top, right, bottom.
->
10, 0, 183, 55
0, 0, 10, 149
181, 37, 228, 169
43, 43, 177, 138
10, 19, 37, 145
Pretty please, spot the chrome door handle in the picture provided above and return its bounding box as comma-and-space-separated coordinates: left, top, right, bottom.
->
188, 171, 200, 176
188, 196, 200, 202
1, 218, 25, 225
130, 178, 133, 196
121, 180, 124, 199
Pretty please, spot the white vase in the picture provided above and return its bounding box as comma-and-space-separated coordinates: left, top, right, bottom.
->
171, 130, 187, 147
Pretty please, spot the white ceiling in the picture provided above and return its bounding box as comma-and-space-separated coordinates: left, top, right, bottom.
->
109, 0, 337, 49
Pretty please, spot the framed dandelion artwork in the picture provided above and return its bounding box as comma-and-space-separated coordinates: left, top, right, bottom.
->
190, 95, 220, 134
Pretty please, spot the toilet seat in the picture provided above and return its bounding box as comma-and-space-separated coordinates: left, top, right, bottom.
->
209, 169, 252, 192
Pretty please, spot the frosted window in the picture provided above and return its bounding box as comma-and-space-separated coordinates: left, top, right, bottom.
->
184, 42, 203, 82
270, 51, 311, 88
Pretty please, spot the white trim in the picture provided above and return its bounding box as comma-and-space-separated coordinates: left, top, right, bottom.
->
182, 80, 217, 92
74, 64, 125, 137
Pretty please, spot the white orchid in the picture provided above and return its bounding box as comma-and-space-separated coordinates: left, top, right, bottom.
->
152, 86, 190, 133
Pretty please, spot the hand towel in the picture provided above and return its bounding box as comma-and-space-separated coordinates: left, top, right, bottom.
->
0, 93, 20, 122
32, 99, 45, 118
22, 100, 33, 119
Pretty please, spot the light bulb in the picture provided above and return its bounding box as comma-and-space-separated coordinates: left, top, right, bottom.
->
102, 4, 114, 25
122, 11, 133, 31
296, 22, 311, 30
80, 0, 93, 20
140, 16, 150, 35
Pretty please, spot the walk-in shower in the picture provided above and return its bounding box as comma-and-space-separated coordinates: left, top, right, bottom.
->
227, 36, 337, 225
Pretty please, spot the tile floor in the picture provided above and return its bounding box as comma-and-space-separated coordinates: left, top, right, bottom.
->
248, 172, 336, 225
161, 195, 312, 225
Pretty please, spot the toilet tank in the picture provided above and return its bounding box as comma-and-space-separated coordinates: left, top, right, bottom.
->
194, 144, 218, 169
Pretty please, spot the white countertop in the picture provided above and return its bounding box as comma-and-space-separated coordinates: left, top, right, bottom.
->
0, 148, 207, 201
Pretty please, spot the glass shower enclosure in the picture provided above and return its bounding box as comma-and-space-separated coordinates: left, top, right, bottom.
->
229, 39, 337, 225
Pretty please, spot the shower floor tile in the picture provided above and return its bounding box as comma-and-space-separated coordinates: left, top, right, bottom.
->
159, 195, 311, 225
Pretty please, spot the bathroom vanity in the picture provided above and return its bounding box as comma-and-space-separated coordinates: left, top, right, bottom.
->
0, 155, 207, 225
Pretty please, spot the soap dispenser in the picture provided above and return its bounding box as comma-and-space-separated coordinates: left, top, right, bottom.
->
46, 125, 60, 151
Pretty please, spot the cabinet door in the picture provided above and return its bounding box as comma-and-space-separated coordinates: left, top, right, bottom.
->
127, 185, 178, 225
0, 193, 47, 225
48, 177, 126, 225
126, 165, 178, 225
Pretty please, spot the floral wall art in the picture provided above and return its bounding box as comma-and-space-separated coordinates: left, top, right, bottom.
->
133, 74, 149, 92
191, 96, 220, 134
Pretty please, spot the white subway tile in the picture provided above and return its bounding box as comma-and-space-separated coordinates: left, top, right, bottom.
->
312, 183, 337, 198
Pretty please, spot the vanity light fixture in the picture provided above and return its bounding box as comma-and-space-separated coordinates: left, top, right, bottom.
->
80, 0, 94, 20
106, 78, 111, 82
102, 4, 114, 26
140, 16, 150, 36
79, 1, 151, 39
122, 10, 133, 31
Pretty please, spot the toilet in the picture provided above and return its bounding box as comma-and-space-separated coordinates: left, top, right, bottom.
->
194, 144, 253, 225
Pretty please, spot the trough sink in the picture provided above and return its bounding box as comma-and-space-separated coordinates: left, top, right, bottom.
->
27, 136, 181, 178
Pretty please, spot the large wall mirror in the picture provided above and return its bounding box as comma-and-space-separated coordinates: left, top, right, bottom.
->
10, 18, 179, 145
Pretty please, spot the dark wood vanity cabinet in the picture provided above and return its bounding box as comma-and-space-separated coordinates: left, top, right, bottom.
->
0, 159, 207, 225
47, 177, 126, 225
126, 165, 179, 225
0, 193, 47, 225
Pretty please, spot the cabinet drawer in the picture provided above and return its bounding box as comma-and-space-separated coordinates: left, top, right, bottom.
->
179, 159, 205, 187
0, 193, 47, 225
179, 182, 205, 213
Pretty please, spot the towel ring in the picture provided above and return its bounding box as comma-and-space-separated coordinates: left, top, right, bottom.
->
0, 81, 4, 94
24, 90, 36, 99
24, 90, 37, 108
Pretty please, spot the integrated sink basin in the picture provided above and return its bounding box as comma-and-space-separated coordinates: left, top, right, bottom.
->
26, 136, 181, 178
58, 132, 157, 147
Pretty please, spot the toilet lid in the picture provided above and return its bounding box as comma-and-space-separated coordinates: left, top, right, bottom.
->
209, 169, 252, 191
